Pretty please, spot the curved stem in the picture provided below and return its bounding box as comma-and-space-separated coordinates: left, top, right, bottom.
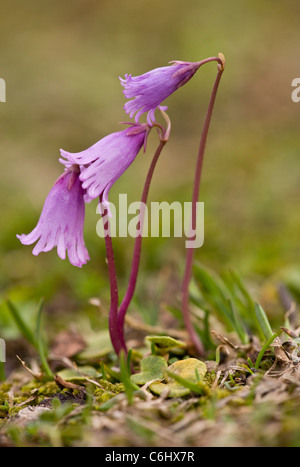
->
117, 139, 167, 353
197, 56, 225, 69
101, 198, 120, 355
182, 63, 225, 357
171, 56, 224, 70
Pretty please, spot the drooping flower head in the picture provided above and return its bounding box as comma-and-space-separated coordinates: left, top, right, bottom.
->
18, 124, 149, 267
60, 123, 150, 215
120, 60, 204, 124
17, 167, 90, 268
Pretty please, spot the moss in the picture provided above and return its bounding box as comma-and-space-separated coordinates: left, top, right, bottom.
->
0, 382, 12, 405
94, 390, 115, 406
36, 382, 58, 397
20, 380, 57, 396
95, 379, 125, 394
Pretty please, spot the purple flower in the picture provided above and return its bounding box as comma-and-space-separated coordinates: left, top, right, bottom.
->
17, 167, 90, 268
120, 60, 203, 123
60, 124, 149, 215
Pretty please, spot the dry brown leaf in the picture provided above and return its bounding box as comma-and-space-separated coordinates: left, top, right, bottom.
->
51, 330, 86, 358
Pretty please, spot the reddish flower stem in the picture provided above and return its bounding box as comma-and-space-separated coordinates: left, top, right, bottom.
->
101, 198, 121, 355
117, 138, 167, 353
182, 59, 225, 357
197, 56, 224, 68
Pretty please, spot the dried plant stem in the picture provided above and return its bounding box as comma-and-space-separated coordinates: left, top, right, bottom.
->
182, 59, 225, 357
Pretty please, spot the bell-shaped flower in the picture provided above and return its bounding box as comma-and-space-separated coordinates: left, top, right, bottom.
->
60, 124, 149, 215
120, 60, 204, 124
17, 167, 90, 268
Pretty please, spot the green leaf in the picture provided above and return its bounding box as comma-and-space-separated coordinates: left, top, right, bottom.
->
165, 358, 207, 384
149, 381, 191, 398
149, 358, 207, 398
77, 331, 113, 361
145, 335, 186, 355
56, 366, 100, 382
130, 356, 168, 386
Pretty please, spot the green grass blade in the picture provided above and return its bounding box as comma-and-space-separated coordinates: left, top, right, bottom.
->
255, 303, 273, 340
227, 268, 255, 308
0, 362, 5, 382
223, 269, 257, 326
255, 330, 283, 369
193, 265, 236, 329
35, 298, 53, 379
194, 264, 249, 343
6, 300, 37, 348
228, 299, 249, 344
119, 351, 139, 405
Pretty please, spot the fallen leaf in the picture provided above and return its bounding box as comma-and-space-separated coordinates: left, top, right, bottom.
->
51, 330, 86, 358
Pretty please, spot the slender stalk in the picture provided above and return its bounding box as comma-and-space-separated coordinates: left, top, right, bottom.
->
255, 330, 283, 369
182, 58, 225, 357
117, 136, 168, 352
193, 56, 225, 72
101, 198, 121, 355
200, 56, 224, 68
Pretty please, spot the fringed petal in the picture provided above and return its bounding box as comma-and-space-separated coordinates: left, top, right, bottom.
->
17, 171, 89, 268
120, 61, 200, 122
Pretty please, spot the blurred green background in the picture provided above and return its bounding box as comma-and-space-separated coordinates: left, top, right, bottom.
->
0, 0, 300, 340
